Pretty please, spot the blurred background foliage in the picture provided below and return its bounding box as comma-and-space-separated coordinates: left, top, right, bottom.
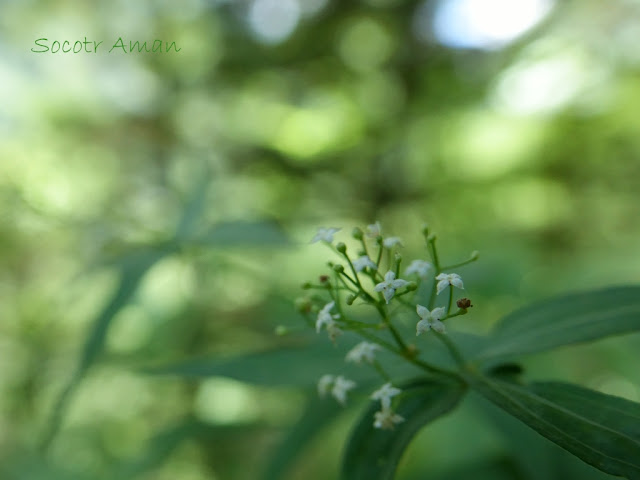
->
1, 0, 639, 478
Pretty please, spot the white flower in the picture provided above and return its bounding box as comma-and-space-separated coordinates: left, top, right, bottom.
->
346, 342, 380, 364
316, 301, 340, 333
405, 259, 433, 279
373, 407, 405, 430
371, 383, 402, 409
383, 237, 404, 248
366, 221, 382, 238
352, 255, 377, 272
331, 376, 356, 406
326, 322, 343, 342
435, 272, 464, 295
374, 271, 409, 304
416, 305, 446, 335
310, 227, 341, 244
317, 374, 334, 397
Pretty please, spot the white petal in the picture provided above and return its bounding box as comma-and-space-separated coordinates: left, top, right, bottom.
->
450, 276, 464, 290
436, 279, 449, 295
374, 282, 385, 292
431, 307, 446, 320
431, 320, 446, 333
391, 279, 409, 288
416, 304, 429, 319
416, 319, 430, 335
382, 287, 395, 304
317, 375, 334, 396
435, 273, 448, 281
384, 271, 396, 282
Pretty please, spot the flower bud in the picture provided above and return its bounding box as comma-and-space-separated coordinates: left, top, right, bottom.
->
295, 296, 312, 312
351, 227, 364, 240
333, 264, 345, 273
336, 242, 347, 253
421, 224, 429, 237
470, 250, 479, 260
346, 294, 357, 305
301, 282, 312, 290
456, 298, 473, 309
405, 281, 418, 291
427, 233, 437, 242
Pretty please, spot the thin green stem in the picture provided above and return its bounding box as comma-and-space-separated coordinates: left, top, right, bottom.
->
441, 256, 478, 271
372, 360, 392, 382
428, 237, 441, 272
447, 284, 454, 315
433, 331, 466, 368
335, 274, 360, 295
375, 240, 384, 269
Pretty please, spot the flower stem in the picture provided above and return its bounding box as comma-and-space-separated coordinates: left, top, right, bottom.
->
433, 331, 465, 368
372, 360, 392, 382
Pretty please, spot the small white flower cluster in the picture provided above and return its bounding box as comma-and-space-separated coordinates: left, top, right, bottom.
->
307, 222, 475, 431
317, 374, 356, 406
315, 301, 342, 341
345, 341, 380, 364
310, 227, 341, 244
371, 383, 404, 430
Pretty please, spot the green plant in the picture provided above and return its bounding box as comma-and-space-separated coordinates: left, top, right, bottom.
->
296, 223, 640, 480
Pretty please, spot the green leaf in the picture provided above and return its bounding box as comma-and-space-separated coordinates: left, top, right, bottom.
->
142, 338, 423, 387
40, 245, 174, 451
469, 376, 640, 479
477, 286, 640, 361
192, 220, 291, 247
341, 378, 467, 480
262, 394, 345, 480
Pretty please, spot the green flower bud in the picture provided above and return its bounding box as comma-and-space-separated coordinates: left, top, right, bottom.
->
351, 227, 364, 240
294, 296, 312, 312
405, 281, 418, 291
470, 250, 479, 260
427, 233, 437, 242
346, 293, 357, 305
421, 224, 429, 237
301, 282, 312, 290
333, 264, 345, 273
336, 242, 347, 253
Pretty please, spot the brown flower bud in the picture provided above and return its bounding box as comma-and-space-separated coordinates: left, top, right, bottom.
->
456, 298, 473, 309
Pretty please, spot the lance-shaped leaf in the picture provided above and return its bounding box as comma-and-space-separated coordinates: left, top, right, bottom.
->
142, 338, 423, 387
477, 286, 640, 361
341, 378, 467, 480
469, 376, 640, 479
262, 394, 345, 480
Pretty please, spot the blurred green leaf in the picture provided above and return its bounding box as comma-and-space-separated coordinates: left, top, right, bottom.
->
341, 378, 467, 480
174, 169, 212, 241
113, 418, 263, 479
142, 338, 422, 387
469, 377, 640, 479
192, 220, 291, 247
262, 394, 345, 480
41, 245, 175, 450
476, 286, 640, 361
